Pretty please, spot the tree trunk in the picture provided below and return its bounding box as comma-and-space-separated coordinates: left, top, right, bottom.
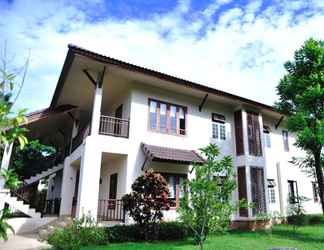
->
313, 150, 324, 214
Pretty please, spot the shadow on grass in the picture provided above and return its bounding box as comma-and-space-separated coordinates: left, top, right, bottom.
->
270, 226, 324, 244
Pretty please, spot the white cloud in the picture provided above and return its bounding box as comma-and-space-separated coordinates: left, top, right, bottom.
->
0, 0, 324, 111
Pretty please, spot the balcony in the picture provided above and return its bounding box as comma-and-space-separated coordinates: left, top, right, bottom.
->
99, 115, 130, 138
97, 199, 125, 222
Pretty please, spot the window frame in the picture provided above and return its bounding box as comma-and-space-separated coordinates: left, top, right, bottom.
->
161, 173, 187, 209
247, 112, 263, 156
211, 113, 226, 141
288, 180, 298, 204
148, 98, 187, 136
282, 130, 289, 152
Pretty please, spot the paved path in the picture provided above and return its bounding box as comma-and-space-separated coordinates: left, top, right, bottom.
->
0, 234, 50, 250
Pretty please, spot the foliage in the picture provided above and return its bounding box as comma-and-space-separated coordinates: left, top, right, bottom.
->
106, 222, 191, 243
177, 143, 238, 250
0, 207, 14, 241
290, 154, 324, 179
275, 38, 324, 213
287, 196, 309, 231
0, 48, 29, 150
48, 215, 106, 250
307, 214, 324, 225
0, 168, 21, 190
122, 169, 170, 240
11, 139, 56, 179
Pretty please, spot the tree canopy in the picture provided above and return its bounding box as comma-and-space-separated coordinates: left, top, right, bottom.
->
276, 38, 324, 212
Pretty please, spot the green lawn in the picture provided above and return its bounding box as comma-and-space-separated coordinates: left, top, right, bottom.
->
83, 224, 324, 250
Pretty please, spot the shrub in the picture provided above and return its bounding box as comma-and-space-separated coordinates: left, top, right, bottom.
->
48, 227, 81, 250
307, 214, 324, 224
106, 222, 190, 242
48, 215, 106, 250
157, 222, 191, 240
122, 169, 170, 240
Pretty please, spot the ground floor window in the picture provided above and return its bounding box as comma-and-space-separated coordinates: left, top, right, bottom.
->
288, 180, 298, 204
250, 167, 266, 216
267, 179, 276, 204
162, 174, 187, 208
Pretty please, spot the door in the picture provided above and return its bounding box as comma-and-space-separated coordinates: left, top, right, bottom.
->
114, 105, 123, 135
109, 173, 118, 209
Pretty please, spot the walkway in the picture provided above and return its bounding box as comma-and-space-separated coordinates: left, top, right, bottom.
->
0, 234, 50, 250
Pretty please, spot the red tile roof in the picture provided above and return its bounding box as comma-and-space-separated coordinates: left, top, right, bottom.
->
141, 143, 204, 164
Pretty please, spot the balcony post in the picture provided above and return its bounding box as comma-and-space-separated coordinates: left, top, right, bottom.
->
90, 67, 105, 135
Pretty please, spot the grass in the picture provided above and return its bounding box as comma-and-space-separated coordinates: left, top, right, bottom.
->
82, 224, 324, 250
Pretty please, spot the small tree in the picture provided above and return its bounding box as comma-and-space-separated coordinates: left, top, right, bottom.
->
178, 143, 238, 250
122, 170, 170, 240
287, 196, 309, 231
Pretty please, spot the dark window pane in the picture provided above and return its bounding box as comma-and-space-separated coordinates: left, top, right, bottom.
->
179, 107, 186, 135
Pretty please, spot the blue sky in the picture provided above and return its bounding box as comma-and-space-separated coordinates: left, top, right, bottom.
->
0, 0, 324, 112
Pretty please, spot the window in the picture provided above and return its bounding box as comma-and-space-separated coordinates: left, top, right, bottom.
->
263, 126, 271, 148
267, 179, 276, 204
282, 130, 289, 152
211, 113, 226, 140
164, 174, 187, 208
250, 167, 266, 216
288, 180, 298, 204
247, 112, 262, 156
312, 182, 319, 203
237, 167, 248, 217
149, 99, 186, 135
234, 111, 244, 155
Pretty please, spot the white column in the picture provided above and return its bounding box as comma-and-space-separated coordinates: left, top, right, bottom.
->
90, 86, 103, 135
59, 156, 77, 216
0, 142, 13, 189
76, 137, 101, 220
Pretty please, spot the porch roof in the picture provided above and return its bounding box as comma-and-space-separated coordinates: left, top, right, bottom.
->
141, 143, 204, 164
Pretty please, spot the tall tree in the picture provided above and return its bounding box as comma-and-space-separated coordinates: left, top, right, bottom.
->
276, 38, 324, 213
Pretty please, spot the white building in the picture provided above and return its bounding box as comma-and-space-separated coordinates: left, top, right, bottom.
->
1, 44, 322, 232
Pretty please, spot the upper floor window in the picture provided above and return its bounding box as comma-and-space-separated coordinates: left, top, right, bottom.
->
263, 126, 271, 148
247, 112, 262, 156
212, 113, 226, 140
282, 130, 289, 152
149, 99, 186, 135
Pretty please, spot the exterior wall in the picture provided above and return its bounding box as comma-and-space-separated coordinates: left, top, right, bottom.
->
59, 72, 321, 221
263, 117, 322, 215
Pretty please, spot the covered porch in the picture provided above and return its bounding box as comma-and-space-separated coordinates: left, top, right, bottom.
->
59, 150, 128, 223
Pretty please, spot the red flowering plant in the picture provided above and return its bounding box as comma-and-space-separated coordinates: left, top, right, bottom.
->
122, 169, 170, 240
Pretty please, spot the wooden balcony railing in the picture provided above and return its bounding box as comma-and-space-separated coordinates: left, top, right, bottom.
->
97, 199, 125, 222
99, 115, 129, 138
42, 198, 61, 216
